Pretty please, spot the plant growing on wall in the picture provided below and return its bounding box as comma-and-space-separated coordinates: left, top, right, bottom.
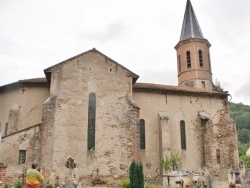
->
170, 151, 181, 170
161, 154, 172, 171
161, 151, 181, 172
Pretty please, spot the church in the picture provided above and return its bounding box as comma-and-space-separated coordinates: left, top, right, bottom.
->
0, 0, 239, 187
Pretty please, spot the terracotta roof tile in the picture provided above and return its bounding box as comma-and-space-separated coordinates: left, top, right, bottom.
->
133, 82, 228, 96
18, 77, 47, 83
0, 77, 48, 90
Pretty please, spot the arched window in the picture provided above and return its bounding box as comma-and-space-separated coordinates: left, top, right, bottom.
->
180, 120, 186, 149
140, 119, 145, 149
199, 50, 203, 67
178, 55, 181, 72
88, 92, 96, 151
216, 149, 221, 164
186, 51, 191, 68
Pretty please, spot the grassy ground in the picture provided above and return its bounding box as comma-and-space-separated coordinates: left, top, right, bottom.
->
146, 182, 163, 188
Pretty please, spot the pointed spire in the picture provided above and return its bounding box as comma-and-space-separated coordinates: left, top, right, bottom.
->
179, 0, 204, 41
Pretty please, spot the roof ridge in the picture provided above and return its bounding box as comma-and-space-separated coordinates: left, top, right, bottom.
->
43, 48, 139, 83
133, 82, 228, 95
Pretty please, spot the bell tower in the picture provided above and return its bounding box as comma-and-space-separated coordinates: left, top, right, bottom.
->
175, 0, 213, 89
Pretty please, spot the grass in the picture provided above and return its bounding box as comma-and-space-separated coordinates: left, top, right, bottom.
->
147, 182, 163, 188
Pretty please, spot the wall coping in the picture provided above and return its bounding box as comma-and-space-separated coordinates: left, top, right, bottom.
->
0, 163, 8, 168
2, 123, 42, 139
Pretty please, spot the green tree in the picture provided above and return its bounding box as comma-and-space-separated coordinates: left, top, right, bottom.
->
214, 79, 223, 91
229, 103, 250, 157
129, 160, 136, 188
129, 160, 144, 188
240, 155, 250, 167
238, 142, 250, 157
138, 162, 144, 188
229, 102, 250, 132
238, 129, 250, 144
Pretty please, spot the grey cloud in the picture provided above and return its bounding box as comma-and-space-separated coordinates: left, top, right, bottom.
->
137, 69, 177, 86
82, 22, 125, 42
235, 77, 250, 98
0, 35, 20, 55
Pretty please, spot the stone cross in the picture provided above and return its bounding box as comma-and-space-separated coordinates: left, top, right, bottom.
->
96, 168, 100, 176
65, 157, 77, 188
65, 158, 76, 169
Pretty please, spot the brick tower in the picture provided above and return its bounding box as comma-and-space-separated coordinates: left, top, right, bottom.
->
175, 0, 213, 89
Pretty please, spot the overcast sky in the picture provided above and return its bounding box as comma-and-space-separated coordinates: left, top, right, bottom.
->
1, 0, 250, 105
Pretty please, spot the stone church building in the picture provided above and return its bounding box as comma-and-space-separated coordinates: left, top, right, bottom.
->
0, 0, 238, 187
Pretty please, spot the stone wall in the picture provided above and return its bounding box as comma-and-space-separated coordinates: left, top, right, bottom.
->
0, 124, 41, 186
0, 85, 49, 134
133, 89, 238, 181
40, 51, 140, 187
0, 163, 7, 188
209, 103, 239, 179
40, 95, 57, 179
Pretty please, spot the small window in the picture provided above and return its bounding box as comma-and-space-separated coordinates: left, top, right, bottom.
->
139, 119, 145, 149
0, 122, 1, 133
186, 51, 191, 68
5, 122, 8, 136
19, 150, 26, 164
199, 50, 203, 67
88, 93, 96, 151
180, 121, 186, 150
178, 55, 181, 72
216, 149, 221, 164
202, 81, 205, 88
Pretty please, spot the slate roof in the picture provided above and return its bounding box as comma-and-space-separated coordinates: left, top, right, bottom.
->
179, 0, 204, 41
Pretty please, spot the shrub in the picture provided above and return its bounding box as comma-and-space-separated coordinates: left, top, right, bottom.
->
240, 155, 250, 167
129, 160, 144, 188
122, 178, 130, 188
14, 181, 23, 188
138, 161, 144, 188
129, 160, 136, 187
161, 151, 181, 172
45, 184, 53, 188
147, 183, 163, 188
